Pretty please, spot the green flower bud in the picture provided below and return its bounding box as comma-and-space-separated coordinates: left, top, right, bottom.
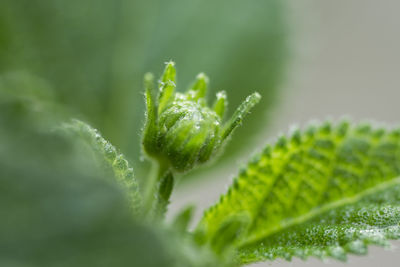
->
142, 61, 260, 173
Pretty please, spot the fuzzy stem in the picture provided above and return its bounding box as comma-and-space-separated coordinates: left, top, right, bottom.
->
143, 159, 169, 215
152, 171, 174, 220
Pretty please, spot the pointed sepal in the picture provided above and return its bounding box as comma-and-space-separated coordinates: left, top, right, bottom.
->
213, 91, 227, 119
142, 73, 158, 155
158, 61, 176, 113
221, 92, 261, 141
187, 72, 209, 102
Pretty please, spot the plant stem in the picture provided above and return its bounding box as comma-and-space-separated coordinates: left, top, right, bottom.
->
143, 159, 169, 215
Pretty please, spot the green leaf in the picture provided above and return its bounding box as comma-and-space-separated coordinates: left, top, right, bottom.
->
239, 183, 400, 263
63, 119, 142, 215
199, 120, 400, 263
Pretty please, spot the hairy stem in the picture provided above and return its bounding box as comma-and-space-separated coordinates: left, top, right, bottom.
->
153, 171, 174, 220
143, 159, 169, 216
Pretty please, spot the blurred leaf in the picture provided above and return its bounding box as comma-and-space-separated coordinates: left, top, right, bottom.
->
62, 119, 143, 215
0, 73, 226, 267
0, 76, 168, 267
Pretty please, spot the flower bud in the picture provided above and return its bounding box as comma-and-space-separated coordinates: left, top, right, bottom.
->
142, 62, 260, 173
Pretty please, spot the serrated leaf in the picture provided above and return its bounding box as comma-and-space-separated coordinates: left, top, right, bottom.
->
63, 119, 142, 215
199, 121, 400, 264
239, 181, 400, 263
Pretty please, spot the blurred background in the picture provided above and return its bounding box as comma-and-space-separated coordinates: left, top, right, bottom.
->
1, 0, 399, 266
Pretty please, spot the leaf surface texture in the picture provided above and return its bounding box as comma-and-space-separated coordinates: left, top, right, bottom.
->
200, 121, 400, 263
